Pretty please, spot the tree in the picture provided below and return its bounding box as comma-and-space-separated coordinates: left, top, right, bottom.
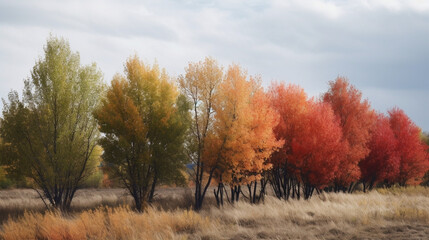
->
421, 132, 429, 146
322, 77, 376, 192
246, 84, 283, 203
0, 36, 103, 211
420, 132, 429, 186
291, 100, 344, 199
268, 83, 343, 200
179, 57, 223, 210
268, 83, 308, 200
207, 65, 281, 205
94, 56, 189, 211
389, 108, 429, 186
359, 113, 400, 191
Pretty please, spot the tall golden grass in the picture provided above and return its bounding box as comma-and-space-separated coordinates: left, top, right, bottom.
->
1, 206, 210, 240
2, 188, 429, 239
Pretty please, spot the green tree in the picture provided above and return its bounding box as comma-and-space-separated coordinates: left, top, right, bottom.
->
94, 56, 190, 211
0, 36, 103, 211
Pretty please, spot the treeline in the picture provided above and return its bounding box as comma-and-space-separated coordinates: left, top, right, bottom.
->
0, 36, 428, 211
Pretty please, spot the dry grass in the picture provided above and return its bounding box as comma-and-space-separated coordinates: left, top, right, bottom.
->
1, 206, 210, 240
376, 185, 429, 196
1, 188, 429, 239
203, 191, 429, 239
0, 187, 198, 223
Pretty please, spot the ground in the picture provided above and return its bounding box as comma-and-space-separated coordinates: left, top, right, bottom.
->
0, 187, 429, 239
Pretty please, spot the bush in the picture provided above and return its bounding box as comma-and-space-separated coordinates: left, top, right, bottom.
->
81, 170, 103, 188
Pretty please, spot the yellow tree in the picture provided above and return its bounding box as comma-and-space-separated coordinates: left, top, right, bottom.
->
95, 56, 189, 211
178, 57, 223, 210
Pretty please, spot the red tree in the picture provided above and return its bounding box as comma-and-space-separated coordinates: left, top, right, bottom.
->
268, 83, 308, 200
323, 77, 376, 192
291, 100, 344, 199
359, 113, 399, 191
268, 82, 344, 199
389, 108, 429, 186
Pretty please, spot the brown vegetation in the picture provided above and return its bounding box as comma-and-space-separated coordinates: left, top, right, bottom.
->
1, 187, 429, 239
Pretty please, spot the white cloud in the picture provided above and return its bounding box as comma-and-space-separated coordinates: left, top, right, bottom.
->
296, 0, 345, 19
358, 0, 429, 12
0, 0, 428, 130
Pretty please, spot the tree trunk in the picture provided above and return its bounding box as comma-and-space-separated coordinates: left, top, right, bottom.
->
214, 181, 224, 207
230, 185, 241, 203
148, 175, 158, 203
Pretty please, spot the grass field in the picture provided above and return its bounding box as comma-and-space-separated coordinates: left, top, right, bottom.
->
1, 187, 429, 239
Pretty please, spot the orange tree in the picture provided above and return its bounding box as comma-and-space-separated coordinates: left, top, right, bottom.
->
94, 56, 189, 211
206, 65, 281, 205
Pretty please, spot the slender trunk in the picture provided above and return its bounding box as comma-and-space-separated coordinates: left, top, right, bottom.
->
214, 175, 224, 207
247, 183, 252, 203
258, 178, 268, 202
369, 180, 375, 191
348, 182, 355, 193
230, 185, 241, 203
297, 181, 301, 200
148, 174, 158, 202
135, 197, 143, 212
252, 181, 257, 203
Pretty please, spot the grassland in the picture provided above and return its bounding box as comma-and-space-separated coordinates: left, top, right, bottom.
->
1, 187, 429, 239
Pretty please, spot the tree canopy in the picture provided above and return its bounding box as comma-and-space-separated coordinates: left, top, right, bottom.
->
0, 36, 103, 210
1, 36, 428, 211
94, 55, 190, 211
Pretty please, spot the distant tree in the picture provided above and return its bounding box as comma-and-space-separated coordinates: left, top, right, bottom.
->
178, 57, 223, 210
389, 108, 429, 186
420, 132, 429, 186
0, 136, 15, 189
80, 145, 104, 188
421, 132, 429, 147
94, 56, 190, 211
0, 36, 103, 211
359, 113, 400, 191
323, 77, 376, 192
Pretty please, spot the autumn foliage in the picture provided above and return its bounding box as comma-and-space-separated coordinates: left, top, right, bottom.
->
205, 65, 282, 204
268, 83, 344, 199
359, 113, 400, 191
322, 77, 376, 191
389, 108, 429, 186
291, 100, 344, 198
94, 56, 189, 211
1, 37, 428, 213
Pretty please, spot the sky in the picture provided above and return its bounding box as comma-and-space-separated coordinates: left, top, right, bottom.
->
0, 0, 428, 130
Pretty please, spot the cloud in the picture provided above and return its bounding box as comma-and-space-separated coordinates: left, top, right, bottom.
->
0, 0, 428, 130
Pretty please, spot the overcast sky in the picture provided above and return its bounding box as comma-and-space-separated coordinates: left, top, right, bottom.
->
0, 0, 428, 130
